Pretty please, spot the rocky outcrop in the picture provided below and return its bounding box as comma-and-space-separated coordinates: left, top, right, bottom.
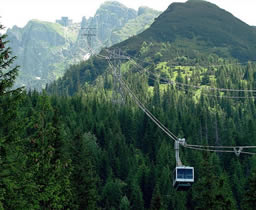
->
7, 1, 160, 90
8, 20, 79, 89
111, 6, 160, 44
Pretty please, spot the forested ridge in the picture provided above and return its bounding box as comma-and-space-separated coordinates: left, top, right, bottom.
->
2, 45, 256, 209
2, 0, 256, 209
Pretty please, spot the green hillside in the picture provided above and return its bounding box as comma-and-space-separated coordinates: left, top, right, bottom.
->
118, 0, 256, 61
48, 0, 256, 96
2, 1, 256, 209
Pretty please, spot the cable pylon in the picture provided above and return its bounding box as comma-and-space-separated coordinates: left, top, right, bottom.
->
82, 27, 96, 55
107, 48, 129, 104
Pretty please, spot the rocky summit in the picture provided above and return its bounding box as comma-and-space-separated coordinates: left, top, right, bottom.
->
7, 1, 160, 90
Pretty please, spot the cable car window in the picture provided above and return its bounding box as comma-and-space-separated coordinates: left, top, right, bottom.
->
177, 169, 193, 179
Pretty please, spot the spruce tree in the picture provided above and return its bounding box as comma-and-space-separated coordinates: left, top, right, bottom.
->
242, 169, 256, 210
0, 23, 23, 208
150, 184, 164, 210
0, 25, 22, 95
71, 131, 100, 209
192, 153, 236, 210
24, 93, 73, 209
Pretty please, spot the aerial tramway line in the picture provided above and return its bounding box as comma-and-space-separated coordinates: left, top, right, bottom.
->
93, 47, 256, 191
126, 55, 256, 99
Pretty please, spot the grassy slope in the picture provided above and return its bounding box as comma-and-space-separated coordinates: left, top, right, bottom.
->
31, 20, 78, 42
118, 0, 256, 61
48, 0, 256, 95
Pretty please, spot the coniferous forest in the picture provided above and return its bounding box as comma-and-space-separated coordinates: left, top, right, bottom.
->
2, 1, 256, 209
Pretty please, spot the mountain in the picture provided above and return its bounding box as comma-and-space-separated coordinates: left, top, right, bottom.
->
85, 1, 137, 46
3, 1, 256, 208
47, 0, 256, 96
7, 1, 160, 90
75, 2, 160, 51
8, 20, 79, 89
110, 7, 160, 44
118, 0, 256, 61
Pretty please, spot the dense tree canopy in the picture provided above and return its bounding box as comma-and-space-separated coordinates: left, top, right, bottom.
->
1, 20, 256, 209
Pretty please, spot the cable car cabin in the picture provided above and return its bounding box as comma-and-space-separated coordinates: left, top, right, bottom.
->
173, 166, 194, 191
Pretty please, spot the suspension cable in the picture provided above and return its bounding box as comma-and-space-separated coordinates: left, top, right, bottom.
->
129, 58, 256, 94
125, 51, 256, 70
104, 50, 256, 155
107, 59, 180, 142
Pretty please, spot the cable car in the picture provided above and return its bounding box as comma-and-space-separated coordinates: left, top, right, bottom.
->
173, 166, 194, 191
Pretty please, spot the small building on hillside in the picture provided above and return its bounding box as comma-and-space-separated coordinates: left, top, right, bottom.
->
56, 17, 73, 27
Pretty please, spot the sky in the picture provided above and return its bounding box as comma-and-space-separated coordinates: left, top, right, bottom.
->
1, 0, 256, 29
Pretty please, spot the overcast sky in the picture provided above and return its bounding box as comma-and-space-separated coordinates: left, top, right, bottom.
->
1, 0, 256, 29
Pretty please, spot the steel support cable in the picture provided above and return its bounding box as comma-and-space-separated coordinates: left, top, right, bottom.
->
129, 59, 253, 94
119, 68, 256, 155
170, 85, 256, 152
120, 78, 179, 142
130, 63, 255, 99
185, 145, 256, 155
129, 58, 256, 93
87, 45, 101, 57
142, 80, 256, 152
157, 76, 255, 99
127, 60, 256, 153
185, 144, 256, 149
173, 82, 256, 99
172, 79, 256, 94
125, 51, 256, 70
107, 59, 180, 142
92, 47, 111, 60
86, 41, 109, 59
96, 53, 109, 59
128, 58, 256, 100
106, 53, 256, 155
134, 72, 256, 150
98, 52, 253, 99
108, 59, 169, 132
185, 146, 237, 154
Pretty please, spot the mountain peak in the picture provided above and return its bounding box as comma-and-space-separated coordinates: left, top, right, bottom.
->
119, 0, 256, 61
96, 1, 136, 18
102, 1, 125, 5
187, 0, 205, 2
138, 6, 158, 16
98, 1, 130, 10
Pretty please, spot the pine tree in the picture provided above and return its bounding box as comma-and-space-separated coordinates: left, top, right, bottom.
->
24, 93, 73, 209
242, 169, 256, 210
0, 23, 23, 208
192, 153, 236, 210
71, 131, 100, 209
120, 195, 131, 210
0, 25, 22, 95
129, 183, 144, 210
150, 184, 164, 210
